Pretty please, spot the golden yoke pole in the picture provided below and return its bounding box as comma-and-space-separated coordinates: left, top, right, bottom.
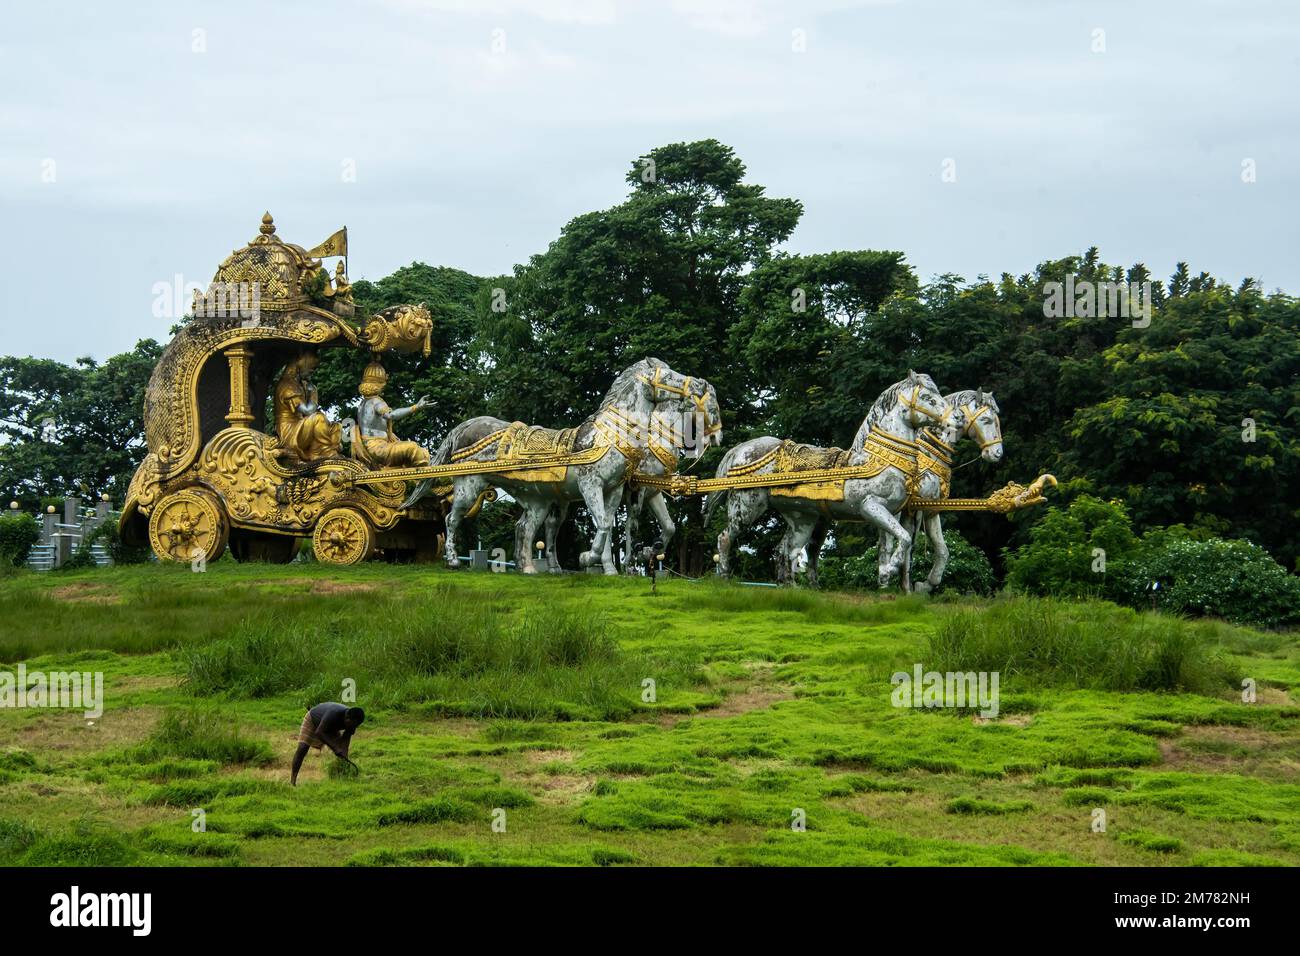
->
224, 346, 255, 428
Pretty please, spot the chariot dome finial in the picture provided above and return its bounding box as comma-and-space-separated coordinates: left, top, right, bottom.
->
260, 212, 276, 235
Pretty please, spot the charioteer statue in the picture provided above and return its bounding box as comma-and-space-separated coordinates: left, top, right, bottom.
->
356, 361, 432, 467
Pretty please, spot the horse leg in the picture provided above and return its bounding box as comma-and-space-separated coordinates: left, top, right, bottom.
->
647, 491, 676, 559
719, 490, 766, 580
900, 511, 919, 593
877, 527, 897, 589
858, 497, 911, 590
444, 476, 486, 569
544, 501, 569, 574
774, 524, 793, 585
917, 512, 947, 593
599, 483, 624, 574
622, 487, 644, 574
805, 521, 828, 590
782, 513, 819, 588
577, 472, 613, 572
516, 499, 550, 575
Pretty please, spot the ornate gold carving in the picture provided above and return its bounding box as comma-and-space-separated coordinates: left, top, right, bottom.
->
198, 428, 407, 533
906, 474, 1058, 514
224, 346, 255, 427
142, 317, 344, 483
313, 508, 375, 565
363, 304, 433, 356
148, 489, 229, 564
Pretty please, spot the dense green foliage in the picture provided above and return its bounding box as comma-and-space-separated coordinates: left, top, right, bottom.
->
1114, 537, 1300, 629
1, 141, 1296, 587
1005, 495, 1139, 599
0, 513, 39, 568
0, 342, 161, 505
819, 529, 996, 595
1007, 496, 1300, 627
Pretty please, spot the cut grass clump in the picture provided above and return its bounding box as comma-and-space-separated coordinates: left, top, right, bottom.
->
18, 821, 138, 866
945, 797, 1034, 815
0, 818, 41, 856
1117, 830, 1183, 854
139, 829, 242, 859
132, 707, 273, 766
376, 797, 477, 826
929, 597, 1241, 693
348, 844, 466, 866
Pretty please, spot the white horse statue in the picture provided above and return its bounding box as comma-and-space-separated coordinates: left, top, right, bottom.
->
883, 389, 1004, 592
706, 371, 947, 587
404, 358, 716, 575
609, 385, 724, 573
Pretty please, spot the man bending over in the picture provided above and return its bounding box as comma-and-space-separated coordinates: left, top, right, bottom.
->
291, 702, 365, 785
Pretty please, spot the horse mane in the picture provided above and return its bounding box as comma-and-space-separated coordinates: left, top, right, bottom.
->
597, 358, 655, 408
948, 388, 1000, 414
852, 374, 937, 447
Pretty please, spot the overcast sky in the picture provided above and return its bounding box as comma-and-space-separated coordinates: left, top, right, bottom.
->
1, 0, 1296, 362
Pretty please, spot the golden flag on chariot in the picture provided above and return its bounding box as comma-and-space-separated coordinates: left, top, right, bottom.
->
305, 227, 348, 260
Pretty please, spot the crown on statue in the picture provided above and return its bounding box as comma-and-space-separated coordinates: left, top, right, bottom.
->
359, 361, 389, 396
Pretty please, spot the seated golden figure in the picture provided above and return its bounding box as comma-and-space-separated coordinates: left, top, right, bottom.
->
356, 362, 431, 468
274, 351, 342, 461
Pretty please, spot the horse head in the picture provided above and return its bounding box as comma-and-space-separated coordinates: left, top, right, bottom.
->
964, 388, 1004, 462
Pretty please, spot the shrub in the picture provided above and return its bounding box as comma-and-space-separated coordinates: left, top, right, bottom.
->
0, 514, 40, 568
88, 518, 152, 565
132, 707, 273, 766
819, 528, 995, 594
1004, 495, 1138, 599
1114, 536, 1300, 629
928, 596, 1240, 694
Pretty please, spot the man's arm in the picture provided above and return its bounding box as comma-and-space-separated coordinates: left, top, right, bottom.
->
290, 742, 310, 785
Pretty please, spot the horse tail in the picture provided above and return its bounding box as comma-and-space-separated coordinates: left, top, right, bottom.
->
401, 419, 480, 510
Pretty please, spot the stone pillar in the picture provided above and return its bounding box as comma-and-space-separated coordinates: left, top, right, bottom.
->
42, 508, 57, 544
64, 496, 81, 526
96, 497, 111, 524
225, 346, 255, 428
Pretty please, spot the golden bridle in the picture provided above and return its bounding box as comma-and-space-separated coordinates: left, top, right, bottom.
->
637, 368, 721, 438
901, 384, 946, 424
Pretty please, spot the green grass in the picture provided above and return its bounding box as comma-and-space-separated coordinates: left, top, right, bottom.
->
0, 561, 1296, 867
929, 597, 1242, 693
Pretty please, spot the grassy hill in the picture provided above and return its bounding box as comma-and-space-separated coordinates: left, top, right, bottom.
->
1, 563, 1297, 867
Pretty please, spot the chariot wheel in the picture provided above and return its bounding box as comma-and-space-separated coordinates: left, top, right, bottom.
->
148, 489, 229, 564
312, 508, 375, 566
229, 529, 301, 564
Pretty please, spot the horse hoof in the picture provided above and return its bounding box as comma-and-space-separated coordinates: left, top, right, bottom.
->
446, 557, 461, 569
579, 551, 597, 567
913, 582, 933, 595
522, 565, 538, 575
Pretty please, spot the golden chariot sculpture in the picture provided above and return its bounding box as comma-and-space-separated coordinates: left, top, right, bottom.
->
120, 214, 446, 566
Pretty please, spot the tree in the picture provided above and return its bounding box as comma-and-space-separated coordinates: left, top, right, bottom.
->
0, 341, 161, 505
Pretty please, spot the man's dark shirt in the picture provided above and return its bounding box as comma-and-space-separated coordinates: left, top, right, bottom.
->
307, 702, 355, 752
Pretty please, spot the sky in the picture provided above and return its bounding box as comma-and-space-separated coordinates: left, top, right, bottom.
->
1, 0, 1296, 362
